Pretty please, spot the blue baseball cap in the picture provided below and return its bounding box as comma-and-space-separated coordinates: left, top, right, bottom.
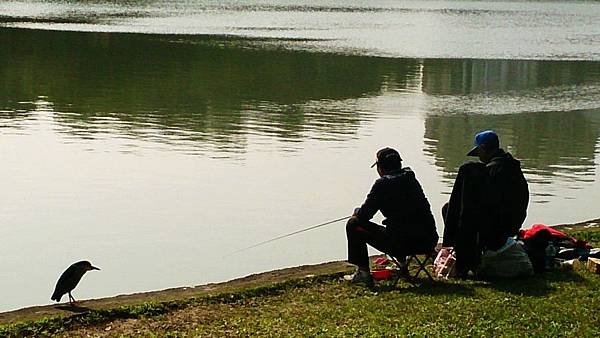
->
467, 130, 499, 156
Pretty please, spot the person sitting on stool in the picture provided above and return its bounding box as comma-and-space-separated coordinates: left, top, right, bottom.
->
441, 130, 529, 277
345, 147, 439, 286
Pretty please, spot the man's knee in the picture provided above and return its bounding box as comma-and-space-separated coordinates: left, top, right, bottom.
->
346, 217, 362, 234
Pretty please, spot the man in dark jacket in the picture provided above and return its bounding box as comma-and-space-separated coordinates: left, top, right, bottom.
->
345, 147, 439, 286
442, 130, 529, 276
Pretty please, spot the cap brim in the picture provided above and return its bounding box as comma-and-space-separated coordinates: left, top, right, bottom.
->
466, 146, 479, 156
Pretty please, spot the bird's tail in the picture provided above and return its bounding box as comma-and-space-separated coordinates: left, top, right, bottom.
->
51, 292, 62, 302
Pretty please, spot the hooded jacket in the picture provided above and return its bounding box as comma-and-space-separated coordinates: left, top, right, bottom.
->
356, 167, 438, 241
482, 149, 529, 248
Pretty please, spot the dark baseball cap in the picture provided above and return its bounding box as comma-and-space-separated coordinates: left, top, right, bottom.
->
467, 130, 499, 156
371, 147, 402, 168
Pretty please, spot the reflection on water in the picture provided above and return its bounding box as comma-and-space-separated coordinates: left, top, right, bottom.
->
2, 28, 600, 179
1, 28, 426, 154
422, 59, 600, 95
424, 109, 600, 186
421, 59, 600, 115
421, 58, 600, 202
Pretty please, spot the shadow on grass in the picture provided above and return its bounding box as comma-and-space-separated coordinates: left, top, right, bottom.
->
375, 278, 479, 297
373, 269, 587, 297
482, 270, 586, 296
54, 304, 91, 314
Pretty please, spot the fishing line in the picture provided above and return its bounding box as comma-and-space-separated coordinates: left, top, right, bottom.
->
227, 215, 351, 256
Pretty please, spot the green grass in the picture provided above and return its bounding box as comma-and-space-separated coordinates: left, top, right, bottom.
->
1, 228, 599, 337
136, 271, 598, 337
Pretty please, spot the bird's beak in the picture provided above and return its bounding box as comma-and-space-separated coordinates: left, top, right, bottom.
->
91, 266, 101, 271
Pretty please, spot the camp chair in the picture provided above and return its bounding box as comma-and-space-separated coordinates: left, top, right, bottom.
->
388, 250, 436, 286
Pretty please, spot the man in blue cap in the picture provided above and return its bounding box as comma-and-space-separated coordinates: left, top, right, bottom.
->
345, 147, 439, 286
441, 130, 529, 276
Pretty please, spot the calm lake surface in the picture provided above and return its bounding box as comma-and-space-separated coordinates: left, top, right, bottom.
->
1, 0, 600, 311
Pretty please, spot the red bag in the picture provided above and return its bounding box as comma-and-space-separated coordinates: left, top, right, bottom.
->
519, 224, 591, 249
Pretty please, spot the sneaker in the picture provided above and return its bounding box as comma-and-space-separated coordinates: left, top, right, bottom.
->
343, 270, 374, 287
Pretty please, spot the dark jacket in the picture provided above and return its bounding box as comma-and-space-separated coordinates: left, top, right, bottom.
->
481, 149, 529, 248
356, 167, 438, 242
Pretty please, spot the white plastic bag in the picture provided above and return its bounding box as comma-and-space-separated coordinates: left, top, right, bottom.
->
478, 238, 534, 278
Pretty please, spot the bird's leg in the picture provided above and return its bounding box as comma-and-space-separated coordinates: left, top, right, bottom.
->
68, 292, 77, 305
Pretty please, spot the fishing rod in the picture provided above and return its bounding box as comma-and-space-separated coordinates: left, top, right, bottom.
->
227, 215, 351, 256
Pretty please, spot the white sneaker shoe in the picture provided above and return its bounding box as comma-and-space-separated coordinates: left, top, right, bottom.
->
343, 270, 374, 287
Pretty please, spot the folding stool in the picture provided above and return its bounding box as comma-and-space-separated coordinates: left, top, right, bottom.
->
388, 251, 436, 286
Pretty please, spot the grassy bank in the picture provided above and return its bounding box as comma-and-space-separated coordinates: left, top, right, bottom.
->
1, 220, 599, 337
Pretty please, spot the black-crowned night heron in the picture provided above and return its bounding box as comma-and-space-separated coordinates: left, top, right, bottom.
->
51, 260, 100, 304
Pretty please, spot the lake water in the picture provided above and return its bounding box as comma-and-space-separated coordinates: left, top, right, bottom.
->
1, 0, 600, 312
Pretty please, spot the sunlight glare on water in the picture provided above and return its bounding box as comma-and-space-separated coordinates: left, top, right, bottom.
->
1, 0, 600, 59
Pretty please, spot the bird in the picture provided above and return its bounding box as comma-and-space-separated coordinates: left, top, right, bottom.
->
51, 260, 100, 304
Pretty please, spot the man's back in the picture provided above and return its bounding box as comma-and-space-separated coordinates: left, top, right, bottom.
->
357, 167, 436, 239
484, 149, 529, 247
